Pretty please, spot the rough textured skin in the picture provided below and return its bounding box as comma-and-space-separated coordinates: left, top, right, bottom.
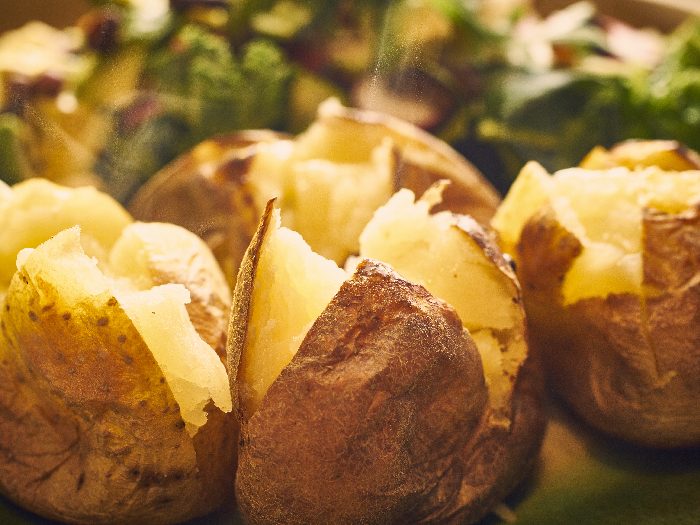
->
231, 255, 545, 525
0, 270, 238, 524
236, 260, 487, 525
517, 202, 700, 448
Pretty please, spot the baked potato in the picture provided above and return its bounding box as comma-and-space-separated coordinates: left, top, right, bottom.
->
228, 185, 544, 525
491, 142, 700, 448
129, 98, 502, 288
0, 178, 237, 524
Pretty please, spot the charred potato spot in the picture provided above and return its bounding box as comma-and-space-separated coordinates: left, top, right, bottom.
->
492, 144, 700, 447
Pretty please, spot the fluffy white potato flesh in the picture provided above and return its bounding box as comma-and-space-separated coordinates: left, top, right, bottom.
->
243, 129, 395, 266
493, 163, 700, 304
355, 186, 525, 418
238, 208, 347, 416
0, 178, 133, 289
1, 180, 232, 434
17, 226, 231, 435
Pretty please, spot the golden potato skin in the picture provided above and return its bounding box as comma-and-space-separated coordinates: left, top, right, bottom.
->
580, 139, 700, 171
517, 203, 700, 448
0, 257, 237, 523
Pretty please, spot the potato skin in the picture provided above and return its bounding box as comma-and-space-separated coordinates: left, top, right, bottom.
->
0, 248, 238, 524
234, 259, 545, 525
517, 203, 700, 448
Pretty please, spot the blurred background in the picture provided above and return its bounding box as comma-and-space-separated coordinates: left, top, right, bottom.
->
3, 0, 698, 32
0, 0, 90, 32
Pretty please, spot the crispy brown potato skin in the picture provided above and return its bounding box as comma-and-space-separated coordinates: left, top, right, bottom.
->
233, 258, 544, 525
517, 203, 700, 448
0, 252, 238, 524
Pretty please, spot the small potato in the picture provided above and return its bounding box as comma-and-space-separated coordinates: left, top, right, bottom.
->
228, 186, 544, 525
492, 143, 700, 448
0, 179, 237, 524
129, 98, 502, 287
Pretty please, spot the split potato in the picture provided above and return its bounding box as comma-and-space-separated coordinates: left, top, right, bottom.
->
492, 142, 700, 448
129, 98, 502, 287
228, 185, 544, 525
0, 179, 237, 524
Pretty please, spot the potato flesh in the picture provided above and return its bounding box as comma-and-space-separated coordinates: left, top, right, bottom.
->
17, 226, 231, 435
3, 179, 232, 434
286, 139, 394, 263
245, 133, 394, 266
116, 284, 231, 433
494, 164, 700, 304
240, 209, 347, 415
490, 161, 552, 255
0, 178, 133, 290
355, 188, 524, 414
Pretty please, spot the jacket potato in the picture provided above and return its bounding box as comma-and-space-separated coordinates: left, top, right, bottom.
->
491, 140, 700, 448
228, 185, 544, 525
128, 98, 502, 288
0, 178, 237, 524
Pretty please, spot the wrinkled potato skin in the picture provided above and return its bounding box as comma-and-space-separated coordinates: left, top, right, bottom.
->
233, 258, 545, 525
0, 260, 237, 524
517, 203, 700, 448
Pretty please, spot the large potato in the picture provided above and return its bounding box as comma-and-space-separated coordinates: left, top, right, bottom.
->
0, 179, 237, 524
129, 98, 502, 287
491, 143, 700, 448
228, 186, 544, 525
